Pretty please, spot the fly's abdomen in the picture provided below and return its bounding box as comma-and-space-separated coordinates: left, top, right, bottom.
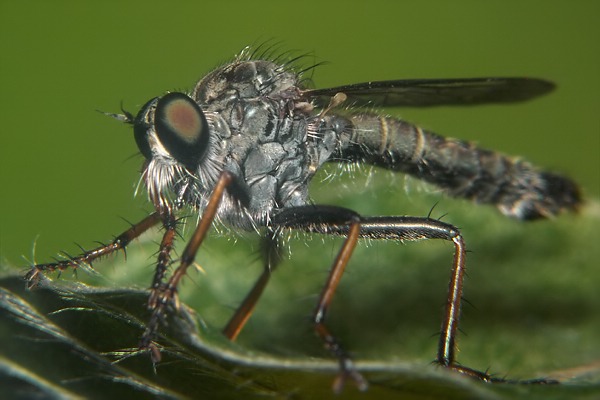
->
333, 113, 580, 220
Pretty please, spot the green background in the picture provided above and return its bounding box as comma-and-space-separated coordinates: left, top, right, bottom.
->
1, 1, 598, 264
0, 1, 599, 399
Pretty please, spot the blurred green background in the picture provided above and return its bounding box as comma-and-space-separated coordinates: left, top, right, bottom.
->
0, 1, 599, 397
1, 0, 597, 265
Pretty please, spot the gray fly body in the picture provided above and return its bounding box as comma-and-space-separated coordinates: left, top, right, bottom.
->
134, 50, 579, 229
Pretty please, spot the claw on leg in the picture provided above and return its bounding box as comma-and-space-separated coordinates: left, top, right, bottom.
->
332, 358, 368, 393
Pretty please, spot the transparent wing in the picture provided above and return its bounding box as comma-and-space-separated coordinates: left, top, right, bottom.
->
301, 77, 555, 108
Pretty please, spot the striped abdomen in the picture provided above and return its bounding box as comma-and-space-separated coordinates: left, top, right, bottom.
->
328, 113, 580, 220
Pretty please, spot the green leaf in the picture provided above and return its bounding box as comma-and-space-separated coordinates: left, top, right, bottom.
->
1, 198, 599, 399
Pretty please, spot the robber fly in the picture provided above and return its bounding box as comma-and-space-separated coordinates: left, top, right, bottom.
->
25, 46, 581, 391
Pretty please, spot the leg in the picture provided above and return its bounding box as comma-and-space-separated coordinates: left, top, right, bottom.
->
139, 171, 233, 360
313, 220, 368, 392
222, 229, 281, 341
25, 212, 162, 288
341, 214, 490, 380
146, 212, 178, 311
271, 205, 488, 390
272, 205, 368, 392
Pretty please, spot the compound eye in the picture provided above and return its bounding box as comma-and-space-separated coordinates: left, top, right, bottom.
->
155, 92, 209, 170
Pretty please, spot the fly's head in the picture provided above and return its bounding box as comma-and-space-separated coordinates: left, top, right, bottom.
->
131, 92, 223, 212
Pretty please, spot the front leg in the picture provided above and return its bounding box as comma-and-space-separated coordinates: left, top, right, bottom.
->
139, 171, 234, 362
146, 212, 178, 311
25, 212, 161, 288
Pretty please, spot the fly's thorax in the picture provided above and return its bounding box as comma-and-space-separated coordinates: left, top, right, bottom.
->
189, 59, 328, 225
192, 60, 301, 107
206, 96, 317, 226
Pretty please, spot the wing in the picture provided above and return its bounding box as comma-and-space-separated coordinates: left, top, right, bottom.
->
301, 77, 555, 108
